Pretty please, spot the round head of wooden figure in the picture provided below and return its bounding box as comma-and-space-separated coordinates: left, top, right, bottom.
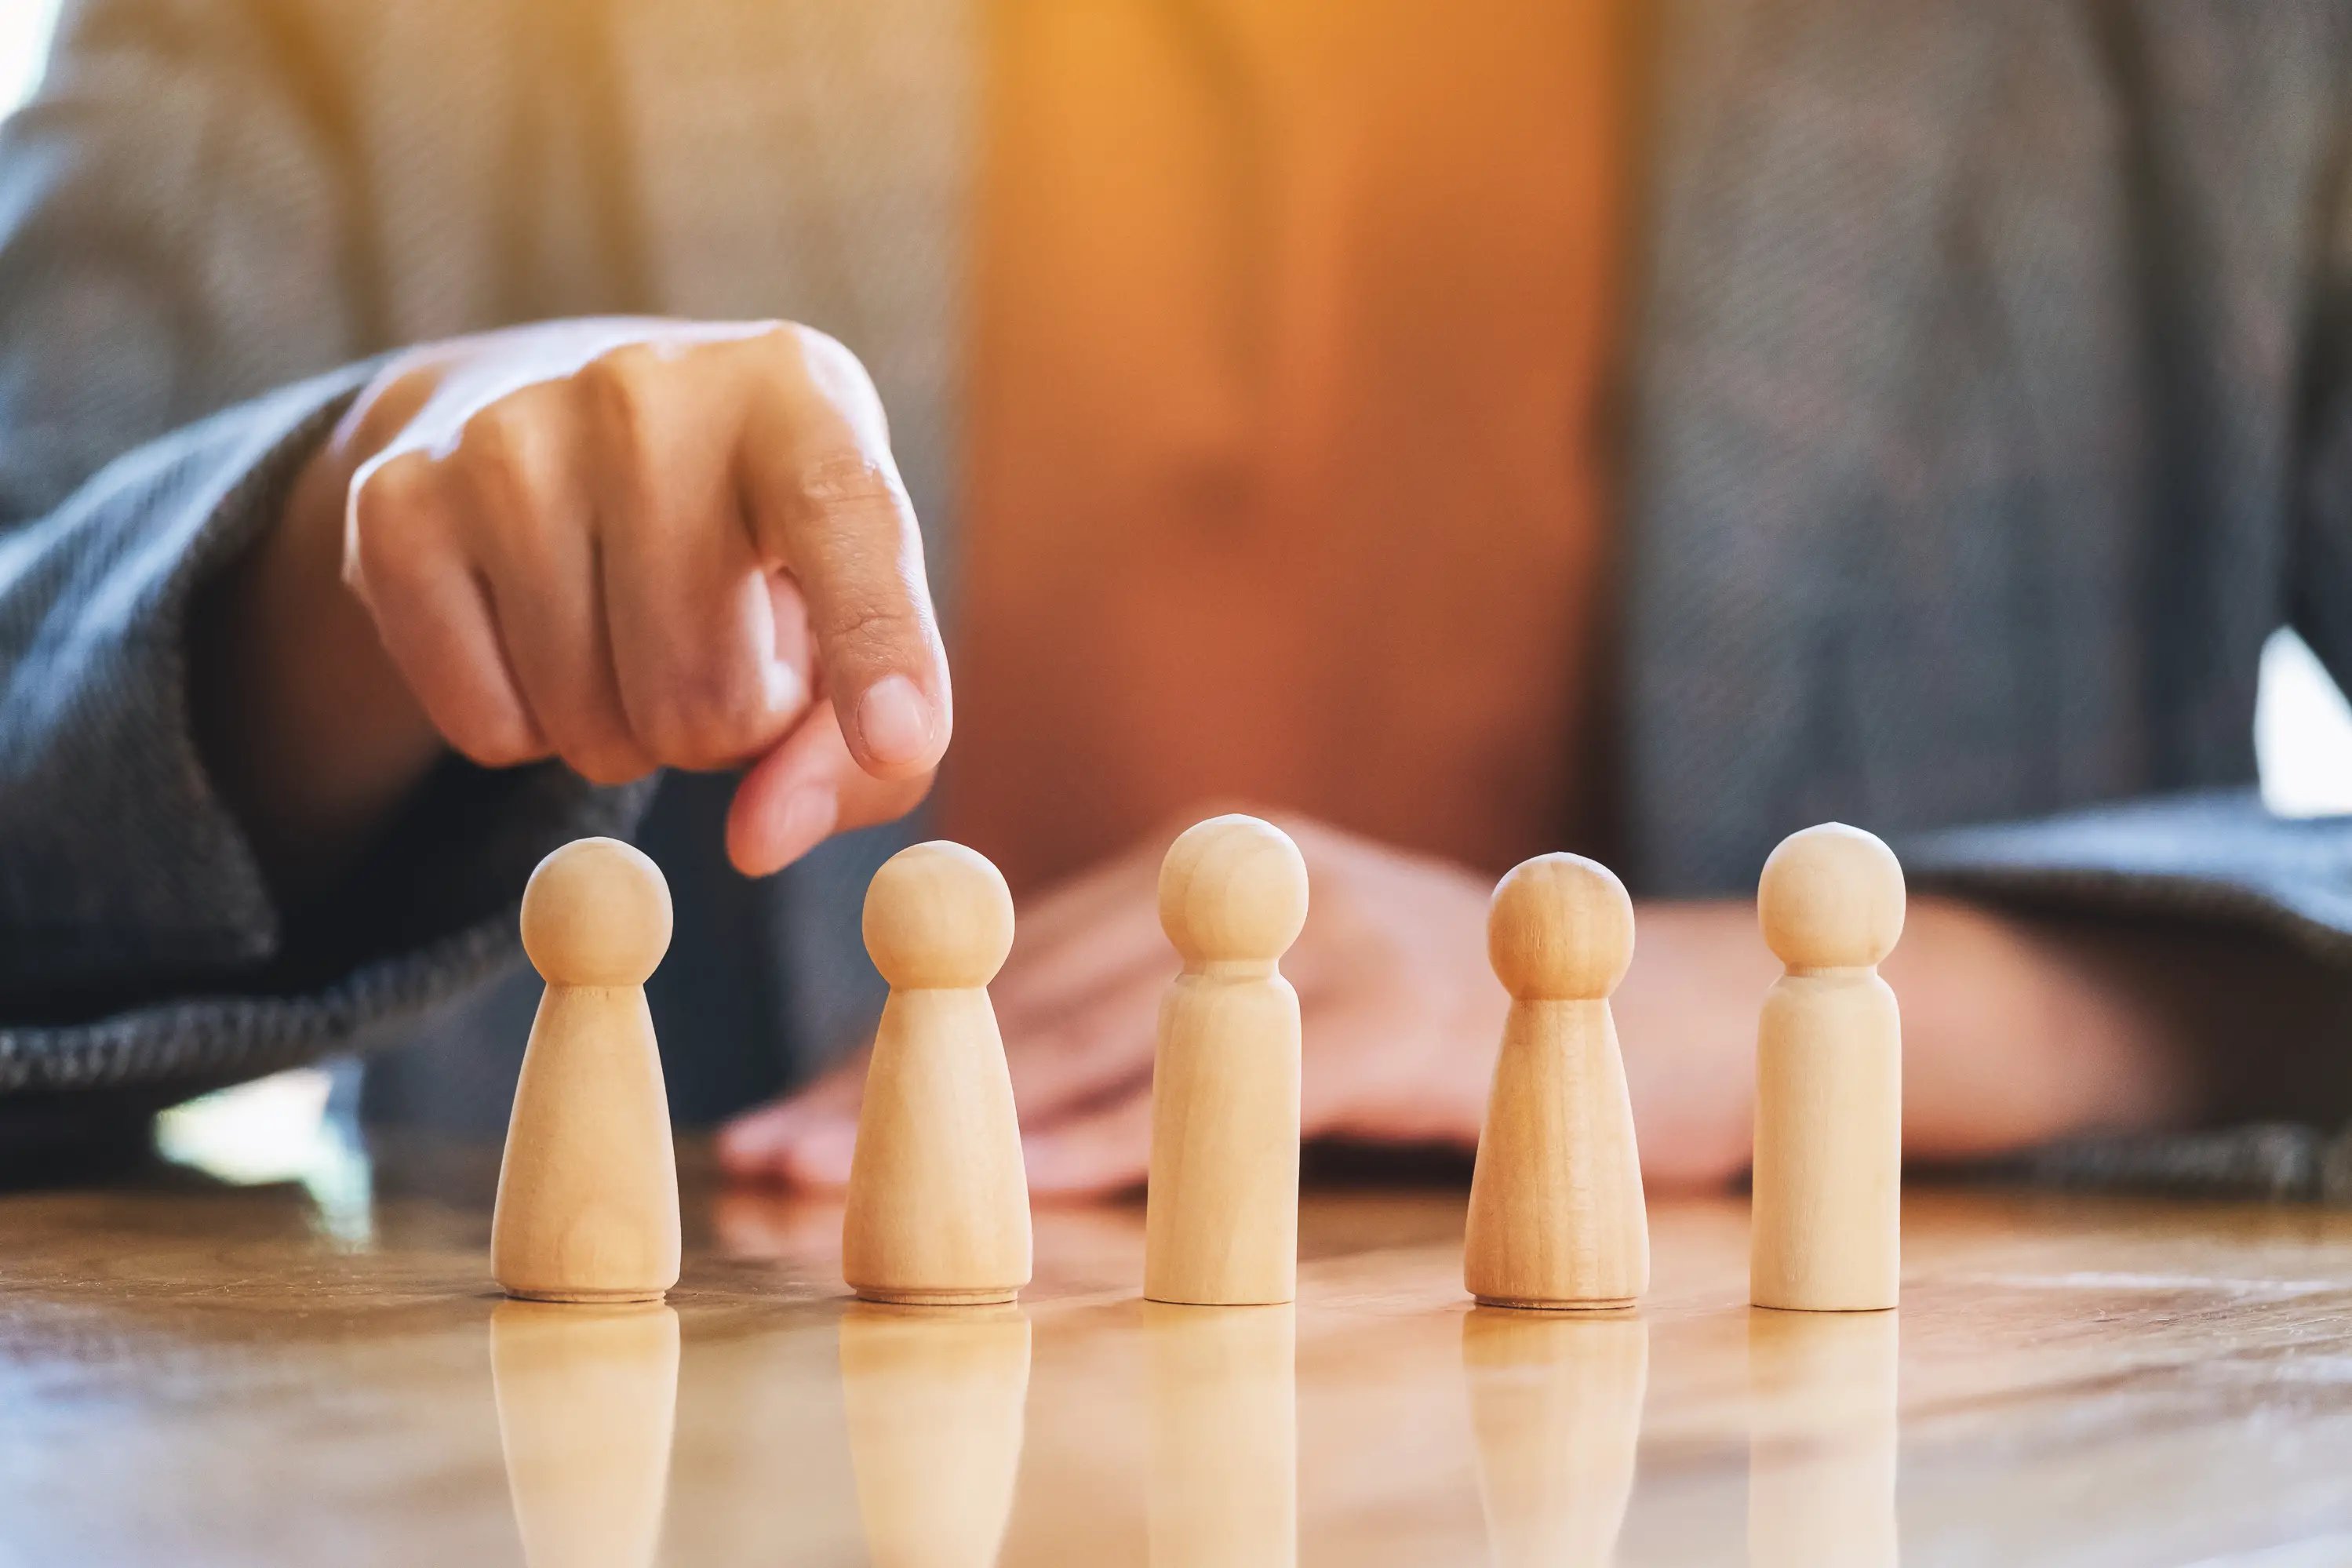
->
1158, 814, 1310, 967
1757, 822, 1906, 970
520, 836, 675, 987
863, 841, 1016, 989
1487, 853, 1635, 1001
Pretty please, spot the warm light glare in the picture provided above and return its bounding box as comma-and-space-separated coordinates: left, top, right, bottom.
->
0, 0, 59, 118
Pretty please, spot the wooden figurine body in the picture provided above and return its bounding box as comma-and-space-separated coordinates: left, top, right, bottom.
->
1144, 815, 1309, 1307
1463, 854, 1647, 1312
493, 838, 681, 1304
1749, 823, 1905, 1312
843, 842, 1032, 1306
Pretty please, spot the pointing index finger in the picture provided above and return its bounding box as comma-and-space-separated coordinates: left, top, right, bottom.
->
736, 326, 952, 778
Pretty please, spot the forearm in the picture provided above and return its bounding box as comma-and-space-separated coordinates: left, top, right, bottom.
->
1622, 894, 2215, 1188
1887, 898, 2205, 1158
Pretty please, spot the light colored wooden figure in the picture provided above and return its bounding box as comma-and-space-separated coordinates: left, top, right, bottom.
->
1749, 822, 1905, 1312
1462, 1308, 1648, 1568
490, 1301, 679, 1568
493, 837, 681, 1304
1462, 853, 1648, 1311
1144, 814, 1309, 1307
843, 842, 1032, 1306
1145, 1301, 1298, 1568
1747, 1308, 1899, 1568
839, 1302, 1032, 1568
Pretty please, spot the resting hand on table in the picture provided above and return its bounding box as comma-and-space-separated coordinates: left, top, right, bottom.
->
721, 811, 2212, 1198
193, 317, 948, 895
725, 816, 1766, 1195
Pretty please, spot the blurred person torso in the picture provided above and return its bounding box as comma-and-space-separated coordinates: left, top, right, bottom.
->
42, 0, 2332, 1121
945, 0, 1628, 887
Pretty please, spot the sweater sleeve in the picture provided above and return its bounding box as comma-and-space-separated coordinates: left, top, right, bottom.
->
0, 1, 649, 1098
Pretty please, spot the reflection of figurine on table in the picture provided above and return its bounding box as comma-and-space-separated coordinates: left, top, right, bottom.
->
1746, 1308, 1900, 1568
1461, 1306, 1647, 1568
490, 1301, 681, 1568
1145, 1301, 1298, 1568
839, 1301, 1033, 1568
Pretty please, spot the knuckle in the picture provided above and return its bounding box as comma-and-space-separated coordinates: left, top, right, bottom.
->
760, 322, 883, 414
454, 402, 559, 514
455, 401, 538, 475
639, 658, 774, 768
352, 452, 435, 529
347, 460, 444, 595
797, 448, 903, 514
577, 344, 666, 443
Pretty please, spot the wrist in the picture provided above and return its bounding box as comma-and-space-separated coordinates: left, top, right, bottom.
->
188, 380, 446, 900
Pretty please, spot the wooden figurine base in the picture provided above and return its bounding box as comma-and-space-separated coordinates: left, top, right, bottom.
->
854, 1286, 1021, 1307
1473, 1295, 1637, 1314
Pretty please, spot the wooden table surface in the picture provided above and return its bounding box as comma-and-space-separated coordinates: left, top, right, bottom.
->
5, 1137, 2352, 1567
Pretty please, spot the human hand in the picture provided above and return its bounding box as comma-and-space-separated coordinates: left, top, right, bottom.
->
718, 813, 1768, 1198
195, 317, 946, 891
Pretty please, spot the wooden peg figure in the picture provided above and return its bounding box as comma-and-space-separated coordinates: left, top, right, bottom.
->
843, 842, 1032, 1306
1463, 853, 1647, 1312
1144, 814, 1309, 1307
493, 837, 682, 1304
1750, 823, 1906, 1312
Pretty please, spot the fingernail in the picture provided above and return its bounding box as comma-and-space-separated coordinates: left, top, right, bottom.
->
854, 675, 935, 767
769, 787, 839, 868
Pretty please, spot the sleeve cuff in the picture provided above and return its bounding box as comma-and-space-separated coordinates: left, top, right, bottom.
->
1902, 785, 2352, 961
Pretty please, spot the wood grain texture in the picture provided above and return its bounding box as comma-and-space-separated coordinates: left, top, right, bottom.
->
493, 839, 681, 1304
843, 842, 1032, 1306
1750, 824, 1905, 1312
1144, 815, 1307, 1306
1463, 853, 1648, 1310
12, 1142, 2352, 1565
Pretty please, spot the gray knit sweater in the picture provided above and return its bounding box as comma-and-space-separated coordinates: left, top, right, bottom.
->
4, 0, 2352, 1196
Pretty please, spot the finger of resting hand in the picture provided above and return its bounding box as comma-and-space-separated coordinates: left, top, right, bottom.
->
715, 1053, 868, 1184
1295, 995, 1490, 1148
996, 844, 1166, 968
991, 891, 1171, 1021
736, 329, 950, 777
997, 980, 1165, 1124
1021, 1088, 1156, 1198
